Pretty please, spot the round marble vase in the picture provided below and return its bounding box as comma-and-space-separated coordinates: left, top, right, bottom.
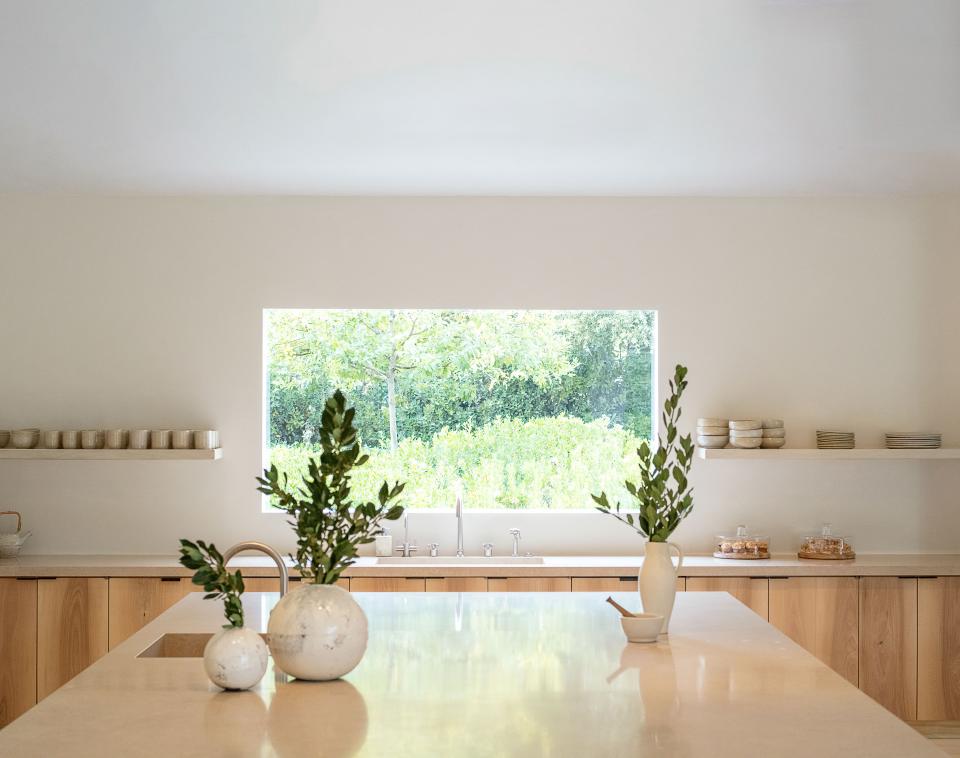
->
203, 626, 269, 691
640, 541, 684, 634
267, 583, 368, 681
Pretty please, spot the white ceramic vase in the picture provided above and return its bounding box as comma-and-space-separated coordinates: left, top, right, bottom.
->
267, 583, 368, 681
203, 626, 269, 691
639, 541, 684, 634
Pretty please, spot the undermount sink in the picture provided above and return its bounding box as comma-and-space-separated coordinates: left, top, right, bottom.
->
375, 555, 544, 565
137, 632, 268, 658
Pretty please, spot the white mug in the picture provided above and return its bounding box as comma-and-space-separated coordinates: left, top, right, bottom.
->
150, 430, 171, 449
62, 431, 80, 449
193, 430, 219, 450
42, 430, 62, 449
171, 430, 193, 450
81, 430, 104, 449
105, 429, 129, 449
129, 430, 150, 450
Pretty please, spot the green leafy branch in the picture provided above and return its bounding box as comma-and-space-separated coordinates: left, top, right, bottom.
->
178, 539, 245, 629
592, 364, 694, 542
257, 389, 406, 585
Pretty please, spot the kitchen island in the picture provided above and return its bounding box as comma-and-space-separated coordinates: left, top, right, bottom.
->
0, 591, 944, 757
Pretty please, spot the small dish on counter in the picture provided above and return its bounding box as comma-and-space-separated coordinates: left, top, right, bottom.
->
714, 525, 770, 559
620, 613, 664, 643
798, 523, 855, 560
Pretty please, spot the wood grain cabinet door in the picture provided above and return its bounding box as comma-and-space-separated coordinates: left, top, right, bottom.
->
424, 578, 488, 592
0, 578, 37, 727
349, 578, 426, 592
859, 577, 918, 720
37, 578, 108, 701
768, 577, 859, 685
487, 577, 572, 592
686, 577, 769, 620
918, 577, 960, 720
108, 578, 191, 649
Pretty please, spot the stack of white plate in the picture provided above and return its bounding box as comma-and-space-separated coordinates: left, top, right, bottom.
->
697, 418, 729, 449
885, 432, 941, 449
817, 430, 855, 449
761, 419, 785, 448
729, 420, 762, 448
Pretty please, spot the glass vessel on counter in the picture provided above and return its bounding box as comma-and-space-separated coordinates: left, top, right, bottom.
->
714, 525, 770, 560
798, 523, 855, 560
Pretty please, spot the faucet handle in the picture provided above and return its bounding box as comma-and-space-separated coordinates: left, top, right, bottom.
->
508, 528, 521, 537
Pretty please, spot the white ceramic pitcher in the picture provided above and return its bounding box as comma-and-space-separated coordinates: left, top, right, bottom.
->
639, 541, 684, 634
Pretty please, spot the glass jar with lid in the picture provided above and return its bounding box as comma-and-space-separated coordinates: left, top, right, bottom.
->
714, 525, 770, 560
798, 523, 855, 560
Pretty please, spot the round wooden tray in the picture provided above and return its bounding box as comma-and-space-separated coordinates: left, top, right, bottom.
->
713, 551, 770, 560
797, 550, 856, 560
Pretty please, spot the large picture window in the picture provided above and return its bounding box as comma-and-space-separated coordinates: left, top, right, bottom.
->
264, 309, 656, 510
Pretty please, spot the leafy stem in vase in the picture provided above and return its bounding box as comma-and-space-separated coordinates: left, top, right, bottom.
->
592, 364, 694, 542
178, 539, 245, 629
256, 389, 406, 585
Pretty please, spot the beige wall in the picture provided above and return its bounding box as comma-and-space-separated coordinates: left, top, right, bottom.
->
0, 195, 957, 555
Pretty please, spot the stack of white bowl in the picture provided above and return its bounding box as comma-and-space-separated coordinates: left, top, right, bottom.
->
696, 418, 729, 449
761, 419, 786, 448
728, 420, 763, 448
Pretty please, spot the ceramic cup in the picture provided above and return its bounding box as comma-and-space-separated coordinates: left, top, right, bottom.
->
128, 430, 150, 450
61, 431, 80, 449
150, 430, 171, 449
193, 430, 219, 450
81, 430, 104, 449
171, 430, 193, 450
0, 430, 9, 448
105, 429, 129, 449
42, 430, 62, 449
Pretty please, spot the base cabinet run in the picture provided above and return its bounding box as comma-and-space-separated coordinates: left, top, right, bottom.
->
3, 571, 960, 729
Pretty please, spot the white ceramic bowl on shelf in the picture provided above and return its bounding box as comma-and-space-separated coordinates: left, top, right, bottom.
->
697, 435, 728, 449
730, 437, 763, 449
10, 429, 39, 449
729, 420, 762, 431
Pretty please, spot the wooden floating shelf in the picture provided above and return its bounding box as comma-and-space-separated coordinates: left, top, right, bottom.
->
0, 448, 222, 461
697, 447, 959, 461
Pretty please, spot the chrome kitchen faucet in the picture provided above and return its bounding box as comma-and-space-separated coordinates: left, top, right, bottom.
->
222, 541, 289, 597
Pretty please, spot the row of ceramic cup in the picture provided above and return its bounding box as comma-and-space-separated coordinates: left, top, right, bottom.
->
0, 428, 220, 450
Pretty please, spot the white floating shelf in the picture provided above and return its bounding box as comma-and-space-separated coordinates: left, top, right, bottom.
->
0, 448, 222, 461
697, 447, 959, 461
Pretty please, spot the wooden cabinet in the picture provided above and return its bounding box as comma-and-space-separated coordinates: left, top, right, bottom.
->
769, 577, 859, 685
350, 577, 425, 592
686, 577, 769, 620
107, 578, 191, 649
487, 577, 571, 592
572, 577, 639, 592
918, 577, 960, 720
424, 577, 488, 592
37, 578, 108, 701
859, 577, 917, 719
0, 579, 37, 728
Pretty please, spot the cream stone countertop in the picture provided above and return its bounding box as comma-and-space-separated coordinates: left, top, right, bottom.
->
0, 591, 942, 757
2, 552, 960, 577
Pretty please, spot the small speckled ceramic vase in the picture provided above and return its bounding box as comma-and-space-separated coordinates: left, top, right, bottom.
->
267, 583, 368, 681
203, 627, 269, 691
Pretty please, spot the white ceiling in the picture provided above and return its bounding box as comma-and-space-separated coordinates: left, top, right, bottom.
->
1, 0, 958, 194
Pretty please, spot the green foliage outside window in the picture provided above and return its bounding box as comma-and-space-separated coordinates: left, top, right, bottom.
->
266, 309, 655, 510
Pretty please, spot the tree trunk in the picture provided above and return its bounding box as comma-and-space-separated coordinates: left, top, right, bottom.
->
387, 354, 398, 452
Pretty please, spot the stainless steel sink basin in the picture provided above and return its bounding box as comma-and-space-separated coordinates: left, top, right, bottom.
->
375, 555, 544, 565
137, 632, 269, 658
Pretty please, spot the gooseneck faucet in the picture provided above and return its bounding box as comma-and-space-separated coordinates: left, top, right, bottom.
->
455, 491, 465, 558
222, 541, 289, 597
